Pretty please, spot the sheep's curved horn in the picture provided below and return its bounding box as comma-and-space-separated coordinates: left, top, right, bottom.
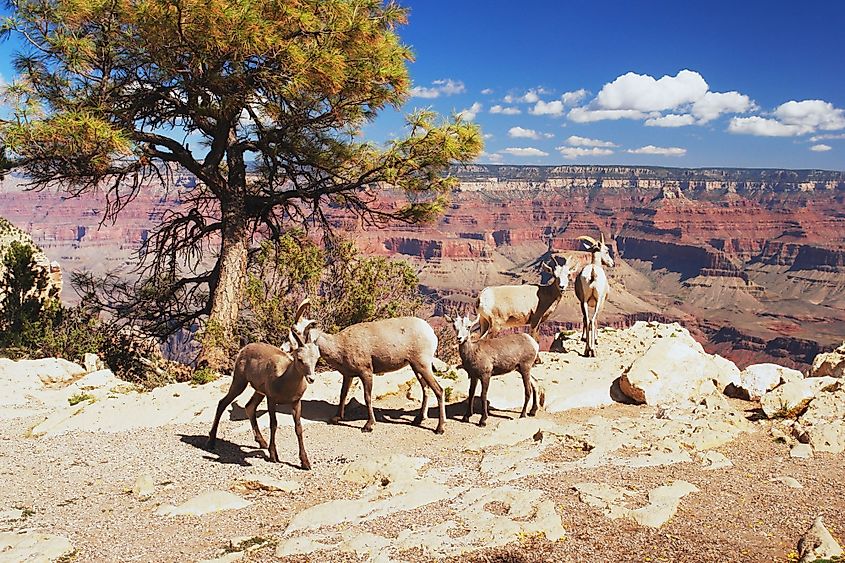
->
576, 235, 597, 247
541, 262, 553, 273
293, 298, 311, 323
600, 232, 605, 246
301, 320, 318, 343
470, 316, 480, 327
289, 329, 304, 349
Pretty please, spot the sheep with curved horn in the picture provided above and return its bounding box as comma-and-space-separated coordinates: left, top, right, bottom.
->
574, 233, 614, 358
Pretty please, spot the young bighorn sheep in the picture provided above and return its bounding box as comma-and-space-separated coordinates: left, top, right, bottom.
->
446, 315, 540, 426
207, 320, 320, 469
476, 256, 572, 342
574, 233, 614, 358
293, 309, 446, 434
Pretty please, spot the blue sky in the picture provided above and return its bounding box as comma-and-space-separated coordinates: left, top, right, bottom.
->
2, 0, 843, 169
371, 0, 845, 169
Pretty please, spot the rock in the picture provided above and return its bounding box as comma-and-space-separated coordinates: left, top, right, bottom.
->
699, 451, 733, 470
237, 474, 300, 493
799, 388, 845, 454
733, 363, 803, 401
341, 455, 429, 487
770, 476, 803, 489
0, 357, 85, 386
0, 531, 74, 561
790, 443, 814, 459
797, 516, 844, 563
132, 474, 155, 498
809, 342, 845, 378
0, 508, 23, 522
619, 337, 739, 405
155, 491, 250, 517
199, 553, 243, 563
573, 480, 698, 529
761, 377, 840, 418
465, 418, 563, 451
83, 353, 103, 373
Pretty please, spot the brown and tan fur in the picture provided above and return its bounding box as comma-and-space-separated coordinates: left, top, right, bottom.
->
448, 315, 541, 427
294, 315, 446, 434
574, 234, 615, 358
207, 327, 319, 470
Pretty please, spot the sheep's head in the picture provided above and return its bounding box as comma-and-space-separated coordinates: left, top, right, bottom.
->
577, 233, 615, 268
445, 314, 478, 344
289, 324, 320, 384
542, 255, 572, 289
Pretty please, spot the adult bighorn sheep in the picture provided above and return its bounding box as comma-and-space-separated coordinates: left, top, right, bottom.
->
476, 256, 571, 349
446, 315, 541, 426
574, 233, 614, 358
207, 302, 320, 469
293, 308, 446, 434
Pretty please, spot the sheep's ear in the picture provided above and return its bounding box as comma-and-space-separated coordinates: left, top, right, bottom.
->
290, 328, 304, 349
444, 315, 454, 323
293, 298, 311, 323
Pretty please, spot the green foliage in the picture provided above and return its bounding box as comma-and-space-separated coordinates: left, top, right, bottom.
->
241, 232, 421, 345
67, 392, 95, 406
191, 367, 218, 386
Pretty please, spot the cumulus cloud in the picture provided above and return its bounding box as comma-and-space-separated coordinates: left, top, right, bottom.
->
810, 144, 832, 152
626, 145, 687, 156
508, 126, 553, 139
504, 89, 543, 104
562, 89, 588, 106
479, 151, 504, 163
409, 79, 466, 99
457, 102, 482, 121
595, 69, 708, 112
557, 147, 614, 159
480, 88, 494, 95
529, 100, 566, 116
565, 135, 617, 147
729, 100, 845, 137
810, 133, 845, 142
568, 107, 649, 122
501, 147, 550, 157
490, 105, 522, 115
644, 113, 696, 127
692, 91, 754, 123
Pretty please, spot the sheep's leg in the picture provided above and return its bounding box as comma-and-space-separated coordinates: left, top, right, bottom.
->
244, 391, 268, 450
361, 372, 376, 433
580, 300, 590, 343
529, 324, 544, 364
330, 374, 353, 425
292, 400, 310, 470
528, 375, 540, 416
267, 399, 280, 463
412, 372, 428, 426
588, 297, 602, 357
519, 367, 532, 418
478, 375, 491, 427
463, 376, 479, 422
414, 361, 445, 434
207, 377, 248, 449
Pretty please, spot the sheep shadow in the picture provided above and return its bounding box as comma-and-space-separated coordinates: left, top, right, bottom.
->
178, 433, 267, 467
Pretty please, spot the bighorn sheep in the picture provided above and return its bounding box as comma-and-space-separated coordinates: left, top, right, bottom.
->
207, 303, 320, 469
476, 256, 571, 342
446, 315, 540, 426
293, 310, 446, 434
574, 233, 614, 358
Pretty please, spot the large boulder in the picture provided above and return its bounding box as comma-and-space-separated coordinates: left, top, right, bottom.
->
797, 516, 843, 563
797, 387, 845, 453
761, 377, 840, 419
809, 342, 845, 378
730, 363, 803, 401
0, 357, 85, 386
619, 337, 740, 405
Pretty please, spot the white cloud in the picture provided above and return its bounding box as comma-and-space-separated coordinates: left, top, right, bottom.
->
568, 107, 649, 122
595, 69, 708, 112
727, 116, 805, 137
479, 151, 504, 163
501, 147, 550, 157
565, 135, 617, 147
457, 102, 482, 121
529, 100, 566, 116
409, 78, 466, 99
810, 133, 845, 142
504, 89, 542, 104
481, 88, 494, 95
691, 91, 754, 123
557, 147, 614, 159
774, 100, 845, 131
490, 105, 522, 115
644, 113, 696, 127
508, 126, 553, 139
810, 144, 832, 152
626, 145, 687, 156
562, 89, 588, 106
483, 133, 494, 139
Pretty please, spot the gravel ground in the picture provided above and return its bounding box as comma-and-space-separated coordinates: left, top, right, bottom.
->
1, 393, 843, 563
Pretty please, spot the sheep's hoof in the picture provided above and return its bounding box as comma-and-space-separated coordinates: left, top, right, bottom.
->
412, 414, 425, 426
528, 409, 538, 417
205, 437, 216, 450
519, 413, 527, 419
269, 453, 280, 463
461, 415, 471, 423
478, 420, 487, 427
301, 461, 312, 471
329, 416, 343, 425
361, 424, 374, 433
434, 425, 445, 435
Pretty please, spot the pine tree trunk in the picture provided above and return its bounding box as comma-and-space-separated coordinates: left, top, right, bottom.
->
198, 211, 250, 371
